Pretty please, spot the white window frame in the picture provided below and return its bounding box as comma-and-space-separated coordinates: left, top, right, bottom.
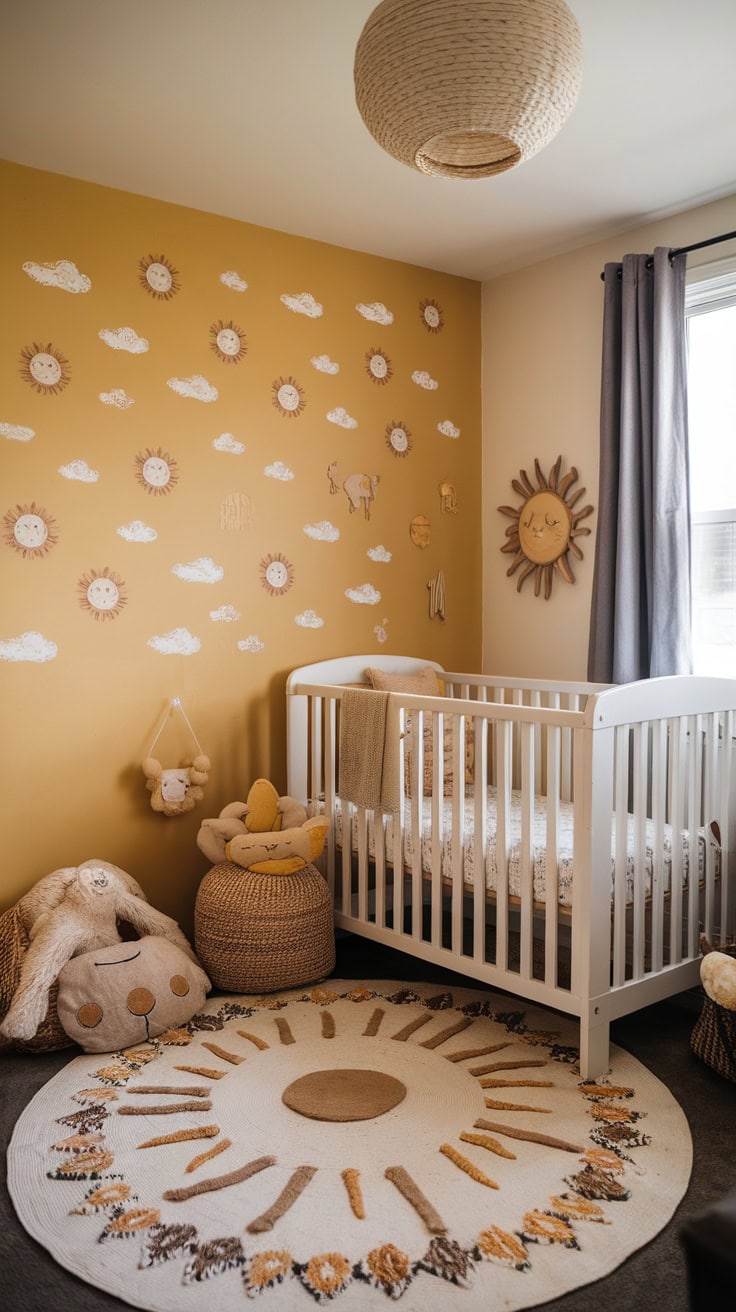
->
686, 255, 736, 673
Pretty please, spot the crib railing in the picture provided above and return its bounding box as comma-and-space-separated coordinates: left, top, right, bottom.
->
286, 667, 736, 1075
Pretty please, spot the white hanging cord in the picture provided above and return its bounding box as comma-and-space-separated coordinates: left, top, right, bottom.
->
147, 697, 205, 758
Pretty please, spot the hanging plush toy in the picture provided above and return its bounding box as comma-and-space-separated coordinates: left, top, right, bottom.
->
142, 698, 210, 816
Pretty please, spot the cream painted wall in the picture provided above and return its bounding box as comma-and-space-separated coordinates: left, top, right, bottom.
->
0, 161, 481, 927
482, 193, 736, 683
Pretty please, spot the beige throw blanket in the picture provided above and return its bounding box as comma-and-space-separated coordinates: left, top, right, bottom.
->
338, 688, 400, 814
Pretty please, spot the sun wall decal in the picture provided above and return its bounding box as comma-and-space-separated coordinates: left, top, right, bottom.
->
272, 377, 306, 418
210, 320, 247, 364
259, 552, 294, 596
19, 342, 70, 395
77, 567, 127, 620
419, 298, 444, 332
3, 502, 59, 558
385, 421, 412, 458
498, 458, 593, 599
134, 447, 179, 496
365, 348, 392, 384
139, 254, 180, 300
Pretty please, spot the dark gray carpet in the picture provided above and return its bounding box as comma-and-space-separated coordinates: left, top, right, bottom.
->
2, 931, 735, 1312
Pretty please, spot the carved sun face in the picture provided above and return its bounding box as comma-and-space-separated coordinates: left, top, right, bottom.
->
259, 552, 294, 596
365, 348, 392, 385
419, 298, 444, 332
498, 459, 594, 599
272, 377, 306, 419
210, 319, 247, 364
385, 421, 412, 458
135, 447, 179, 496
20, 342, 70, 395
3, 502, 59, 558
78, 567, 127, 620
139, 254, 180, 300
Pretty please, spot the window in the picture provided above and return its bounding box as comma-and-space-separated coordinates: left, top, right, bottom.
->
686, 257, 736, 677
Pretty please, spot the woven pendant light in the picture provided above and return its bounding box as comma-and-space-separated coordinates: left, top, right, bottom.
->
354, 0, 583, 179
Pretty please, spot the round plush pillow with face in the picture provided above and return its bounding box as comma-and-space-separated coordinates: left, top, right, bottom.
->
55, 936, 208, 1052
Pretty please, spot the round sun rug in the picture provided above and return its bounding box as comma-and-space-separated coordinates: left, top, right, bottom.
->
7, 979, 691, 1310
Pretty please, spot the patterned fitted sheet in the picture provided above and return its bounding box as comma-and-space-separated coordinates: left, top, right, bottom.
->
329, 786, 716, 908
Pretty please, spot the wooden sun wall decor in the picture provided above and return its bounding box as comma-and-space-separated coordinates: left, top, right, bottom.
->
498, 457, 593, 600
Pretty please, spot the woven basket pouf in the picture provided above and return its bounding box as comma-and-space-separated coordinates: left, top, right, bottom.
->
194, 861, 335, 993
0, 902, 73, 1053
690, 995, 736, 1083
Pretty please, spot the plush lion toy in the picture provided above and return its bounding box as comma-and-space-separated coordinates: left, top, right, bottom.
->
197, 778, 327, 872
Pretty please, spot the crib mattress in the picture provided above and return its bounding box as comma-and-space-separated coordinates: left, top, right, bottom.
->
330, 787, 715, 908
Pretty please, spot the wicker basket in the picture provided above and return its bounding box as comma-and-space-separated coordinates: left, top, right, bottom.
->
194, 861, 335, 993
690, 996, 736, 1082
0, 902, 73, 1054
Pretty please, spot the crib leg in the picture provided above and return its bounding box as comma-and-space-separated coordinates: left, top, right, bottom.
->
578, 1018, 611, 1080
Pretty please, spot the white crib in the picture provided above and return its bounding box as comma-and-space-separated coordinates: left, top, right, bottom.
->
286, 655, 736, 1077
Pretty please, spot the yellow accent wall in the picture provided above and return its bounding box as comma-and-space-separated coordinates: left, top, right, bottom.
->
482, 192, 736, 682
0, 160, 482, 927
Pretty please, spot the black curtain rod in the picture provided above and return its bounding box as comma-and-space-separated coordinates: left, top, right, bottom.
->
599, 228, 736, 280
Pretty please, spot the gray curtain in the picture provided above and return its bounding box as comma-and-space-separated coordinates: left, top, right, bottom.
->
587, 246, 692, 684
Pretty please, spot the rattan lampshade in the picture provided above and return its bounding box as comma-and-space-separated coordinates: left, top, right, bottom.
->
354, 0, 583, 179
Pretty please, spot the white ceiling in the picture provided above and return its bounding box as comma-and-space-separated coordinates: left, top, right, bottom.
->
1, 0, 736, 281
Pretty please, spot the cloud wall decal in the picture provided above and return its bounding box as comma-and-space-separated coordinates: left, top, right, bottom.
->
167, 375, 218, 402
172, 557, 224, 584
367, 544, 392, 562
295, 610, 325, 629
345, 583, 382, 605
264, 461, 294, 481
148, 627, 200, 656
210, 604, 241, 622
412, 369, 438, 390
281, 292, 323, 318
327, 407, 357, 429
99, 327, 149, 353
0, 631, 58, 663
304, 521, 340, 542
213, 433, 245, 454
1, 422, 35, 442
356, 301, 394, 325
22, 259, 91, 293
238, 635, 264, 652
59, 459, 99, 483
117, 520, 157, 543
310, 355, 339, 374
438, 419, 461, 438
220, 270, 248, 291
99, 389, 134, 409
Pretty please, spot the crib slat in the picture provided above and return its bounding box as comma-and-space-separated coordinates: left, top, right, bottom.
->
720, 711, 734, 940
669, 717, 686, 964
473, 716, 488, 965
650, 718, 667, 974
310, 696, 323, 802
341, 800, 353, 918
612, 726, 629, 988
631, 722, 648, 981
324, 698, 336, 896
451, 712, 465, 957
393, 706, 406, 935
687, 716, 701, 958
560, 694, 574, 802
545, 724, 560, 989
431, 712, 444, 948
374, 811, 386, 929
703, 712, 719, 942
495, 720, 511, 974
357, 807, 369, 922
519, 722, 534, 980
411, 710, 425, 940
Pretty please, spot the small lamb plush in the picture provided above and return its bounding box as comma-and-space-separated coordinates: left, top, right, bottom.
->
0, 859, 208, 1042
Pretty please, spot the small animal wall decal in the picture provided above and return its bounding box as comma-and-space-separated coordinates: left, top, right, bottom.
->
327, 463, 380, 521
438, 481, 458, 514
409, 514, 431, 548
498, 457, 594, 599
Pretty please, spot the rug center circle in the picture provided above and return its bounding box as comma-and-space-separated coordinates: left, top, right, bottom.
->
281, 1067, 407, 1121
